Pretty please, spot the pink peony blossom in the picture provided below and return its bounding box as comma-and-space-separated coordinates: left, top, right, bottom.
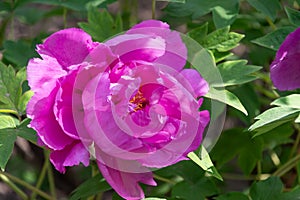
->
270, 27, 300, 91
27, 20, 210, 200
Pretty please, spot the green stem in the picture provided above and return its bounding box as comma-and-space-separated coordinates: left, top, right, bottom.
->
290, 124, 300, 158
153, 174, 176, 184
63, 8, 68, 28
152, 0, 156, 19
0, 171, 52, 200
0, 173, 28, 200
256, 160, 262, 180
273, 153, 300, 177
266, 16, 277, 30
44, 150, 56, 199
30, 156, 49, 200
222, 173, 270, 181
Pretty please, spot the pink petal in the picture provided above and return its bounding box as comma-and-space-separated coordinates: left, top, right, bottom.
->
28, 86, 74, 150
128, 20, 187, 71
38, 28, 98, 70
97, 161, 156, 200
27, 55, 67, 98
105, 34, 166, 63
50, 141, 90, 173
180, 69, 209, 97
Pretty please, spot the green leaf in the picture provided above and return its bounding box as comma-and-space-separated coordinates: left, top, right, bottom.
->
172, 179, 218, 200
212, 4, 239, 29
250, 177, 282, 200
211, 128, 263, 174
3, 40, 38, 68
249, 107, 300, 136
261, 123, 294, 150
202, 27, 244, 52
216, 192, 249, 200
246, 0, 281, 21
18, 90, 33, 115
205, 88, 248, 115
0, 129, 17, 171
271, 94, 300, 109
250, 177, 300, 200
15, 119, 37, 143
164, 0, 239, 28
188, 146, 223, 180
252, 27, 295, 51
78, 7, 122, 42
70, 174, 111, 200
285, 7, 300, 26
187, 23, 208, 44
30, 0, 116, 11
216, 60, 261, 87
0, 115, 17, 129
143, 198, 167, 200
0, 63, 26, 115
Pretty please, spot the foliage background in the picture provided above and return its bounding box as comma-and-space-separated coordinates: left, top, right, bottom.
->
0, 0, 300, 199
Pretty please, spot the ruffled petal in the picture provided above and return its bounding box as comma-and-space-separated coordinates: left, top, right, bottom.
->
50, 141, 90, 173
128, 20, 187, 71
28, 87, 74, 150
37, 28, 98, 70
97, 161, 156, 200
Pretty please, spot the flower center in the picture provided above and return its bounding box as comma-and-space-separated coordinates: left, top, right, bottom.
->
129, 90, 149, 113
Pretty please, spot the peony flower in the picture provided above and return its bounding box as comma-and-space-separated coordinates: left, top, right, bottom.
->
27, 20, 210, 200
270, 27, 300, 91
73, 20, 210, 199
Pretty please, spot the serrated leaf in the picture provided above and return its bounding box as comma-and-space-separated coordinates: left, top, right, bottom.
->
188, 146, 223, 180
70, 174, 111, 200
205, 88, 248, 115
187, 23, 208, 44
252, 27, 295, 51
3, 40, 38, 68
249, 107, 300, 136
0, 129, 17, 171
0, 63, 26, 114
164, 0, 239, 27
211, 50, 233, 63
271, 94, 300, 109
78, 7, 122, 42
18, 90, 33, 114
0, 115, 17, 129
285, 7, 300, 26
216, 60, 261, 87
246, 0, 281, 21
202, 27, 244, 52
